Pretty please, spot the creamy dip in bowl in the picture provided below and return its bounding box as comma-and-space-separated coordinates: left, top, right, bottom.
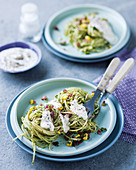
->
0, 42, 41, 73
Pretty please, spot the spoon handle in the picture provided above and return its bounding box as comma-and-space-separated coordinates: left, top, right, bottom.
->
106, 58, 135, 94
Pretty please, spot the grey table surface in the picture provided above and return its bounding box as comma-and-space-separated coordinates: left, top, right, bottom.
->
0, 0, 136, 170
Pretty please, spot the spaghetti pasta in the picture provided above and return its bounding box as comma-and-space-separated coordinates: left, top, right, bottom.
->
14, 87, 106, 164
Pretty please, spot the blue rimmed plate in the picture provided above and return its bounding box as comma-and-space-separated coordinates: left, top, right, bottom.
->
42, 28, 130, 63
6, 80, 124, 162
10, 78, 116, 156
43, 4, 130, 60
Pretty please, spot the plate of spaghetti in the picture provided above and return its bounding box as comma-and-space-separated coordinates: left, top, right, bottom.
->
10, 78, 116, 164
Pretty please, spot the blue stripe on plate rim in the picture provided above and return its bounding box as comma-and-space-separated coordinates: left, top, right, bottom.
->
5, 78, 124, 162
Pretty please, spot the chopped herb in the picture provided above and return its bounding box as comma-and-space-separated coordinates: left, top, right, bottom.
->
55, 95, 58, 98
59, 41, 67, 45
100, 127, 107, 132
67, 98, 70, 101
88, 12, 98, 16
102, 18, 108, 22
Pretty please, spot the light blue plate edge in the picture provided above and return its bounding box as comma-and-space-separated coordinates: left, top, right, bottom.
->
42, 26, 131, 63
5, 78, 124, 162
45, 4, 129, 59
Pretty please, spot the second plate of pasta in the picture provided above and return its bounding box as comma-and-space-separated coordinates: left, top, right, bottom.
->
44, 4, 129, 59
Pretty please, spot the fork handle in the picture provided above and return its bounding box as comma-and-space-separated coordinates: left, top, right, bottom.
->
97, 57, 120, 92
106, 58, 135, 94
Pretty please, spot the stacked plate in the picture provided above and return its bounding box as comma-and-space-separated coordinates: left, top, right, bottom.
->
6, 78, 124, 162
42, 4, 131, 63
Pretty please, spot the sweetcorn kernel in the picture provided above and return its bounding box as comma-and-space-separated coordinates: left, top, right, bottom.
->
83, 133, 88, 140
30, 100, 34, 105
91, 92, 95, 98
57, 131, 61, 134
85, 35, 92, 41
83, 137, 88, 140
29, 107, 34, 113
80, 24, 87, 29
63, 96, 68, 100
86, 18, 90, 23
66, 141, 72, 147
59, 106, 63, 110
30, 107, 34, 111
75, 134, 80, 138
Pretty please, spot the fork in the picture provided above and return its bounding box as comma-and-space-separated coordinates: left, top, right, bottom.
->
84, 57, 120, 117
98, 58, 135, 106
85, 57, 134, 118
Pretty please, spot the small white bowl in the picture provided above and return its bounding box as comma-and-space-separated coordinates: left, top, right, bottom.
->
0, 41, 42, 73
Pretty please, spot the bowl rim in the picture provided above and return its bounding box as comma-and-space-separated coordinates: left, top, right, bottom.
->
0, 41, 42, 73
